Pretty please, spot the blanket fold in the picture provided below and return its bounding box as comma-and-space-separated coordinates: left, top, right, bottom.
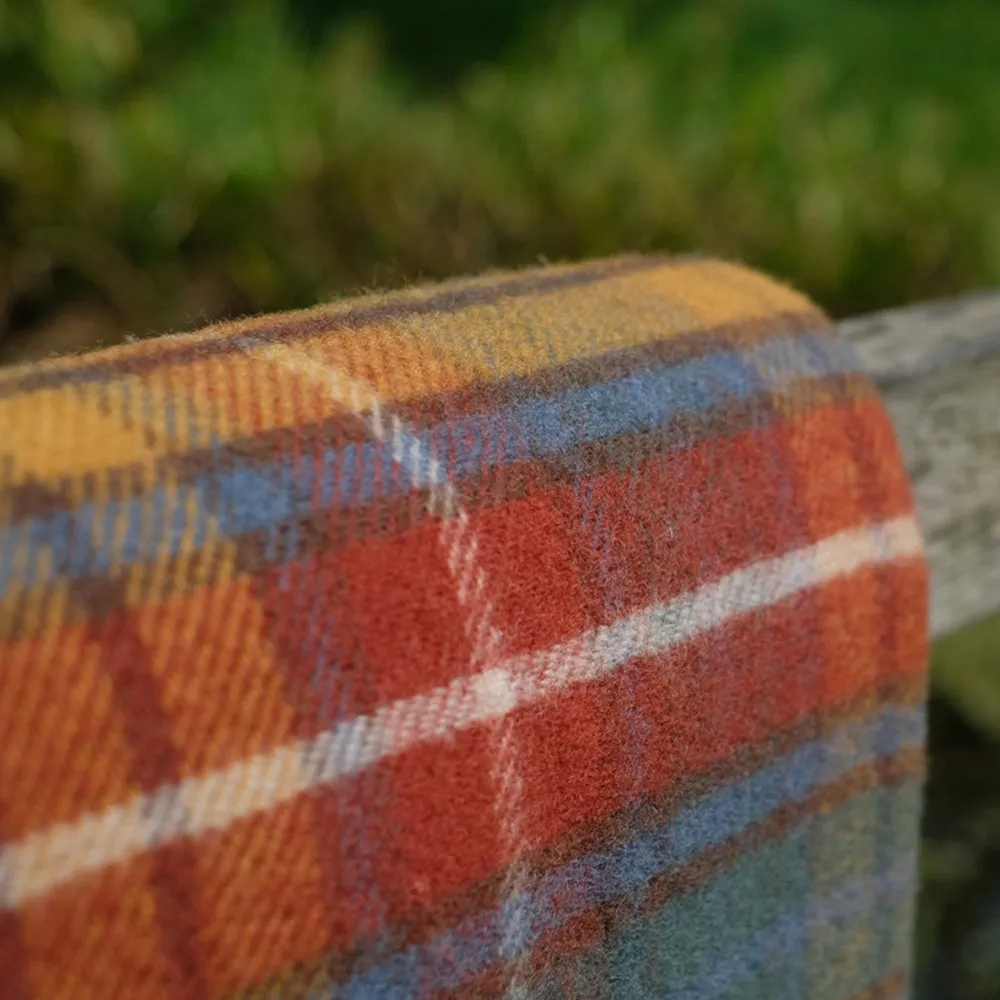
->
0, 255, 928, 1000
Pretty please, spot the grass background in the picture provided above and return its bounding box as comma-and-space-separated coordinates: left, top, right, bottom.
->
2, 1, 1000, 995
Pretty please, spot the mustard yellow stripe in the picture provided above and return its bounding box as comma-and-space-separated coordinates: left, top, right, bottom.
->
0, 256, 630, 390
0, 354, 328, 485
0, 370, 192, 482
255, 259, 820, 404
1, 259, 821, 485
0, 530, 244, 644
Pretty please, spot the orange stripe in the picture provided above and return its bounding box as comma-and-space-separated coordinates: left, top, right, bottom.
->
0, 626, 140, 838
21, 855, 178, 1000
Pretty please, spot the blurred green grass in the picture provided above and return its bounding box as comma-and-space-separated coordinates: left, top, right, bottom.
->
3, 0, 1000, 362
920, 613, 1000, 1000
2, 1, 1000, 995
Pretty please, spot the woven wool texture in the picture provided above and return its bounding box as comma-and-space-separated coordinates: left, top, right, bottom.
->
0, 256, 927, 1000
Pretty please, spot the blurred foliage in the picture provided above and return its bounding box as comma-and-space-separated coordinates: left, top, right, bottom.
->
3, 0, 1000, 362
919, 617, 1000, 1000
2, 1, 1000, 996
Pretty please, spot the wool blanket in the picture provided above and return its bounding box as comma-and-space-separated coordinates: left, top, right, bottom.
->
0, 256, 928, 1000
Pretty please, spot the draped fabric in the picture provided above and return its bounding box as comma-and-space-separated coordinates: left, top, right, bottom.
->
0, 256, 928, 999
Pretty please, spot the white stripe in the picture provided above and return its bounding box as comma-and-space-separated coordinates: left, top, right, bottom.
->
260, 346, 530, 988
0, 516, 922, 910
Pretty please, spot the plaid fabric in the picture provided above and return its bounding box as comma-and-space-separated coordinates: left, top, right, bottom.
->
0, 256, 928, 1000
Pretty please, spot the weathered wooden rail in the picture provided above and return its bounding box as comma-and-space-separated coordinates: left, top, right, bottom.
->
839, 291, 1000, 639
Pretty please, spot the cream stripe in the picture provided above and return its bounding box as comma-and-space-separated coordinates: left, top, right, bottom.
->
0, 515, 922, 910
262, 345, 530, 988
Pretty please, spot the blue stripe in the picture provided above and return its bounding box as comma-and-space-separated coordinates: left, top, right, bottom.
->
658, 856, 916, 1000
339, 703, 923, 999
0, 333, 860, 597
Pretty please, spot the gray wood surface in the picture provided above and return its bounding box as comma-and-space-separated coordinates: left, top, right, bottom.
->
839, 291, 1000, 638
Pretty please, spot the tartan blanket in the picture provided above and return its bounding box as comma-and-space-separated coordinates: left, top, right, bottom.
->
0, 256, 928, 1000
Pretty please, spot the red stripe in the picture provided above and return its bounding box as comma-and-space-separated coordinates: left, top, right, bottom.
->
94, 601, 209, 1000
0, 806, 29, 1000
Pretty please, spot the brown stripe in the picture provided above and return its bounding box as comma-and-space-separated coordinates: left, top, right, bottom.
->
457, 750, 923, 1000
443, 933, 910, 1000
0, 912, 29, 1000
394, 306, 831, 426
0, 372, 876, 642
161, 306, 833, 491
93, 606, 209, 1000
163, 414, 371, 499
1, 475, 77, 523
526, 674, 924, 880
227, 677, 925, 998
0, 805, 30, 1000
0, 256, 674, 399
1, 463, 145, 528
625, 750, 921, 933
227, 375, 873, 582
0, 304, 829, 520
0, 473, 206, 993
0, 304, 839, 533
351, 684, 927, 980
